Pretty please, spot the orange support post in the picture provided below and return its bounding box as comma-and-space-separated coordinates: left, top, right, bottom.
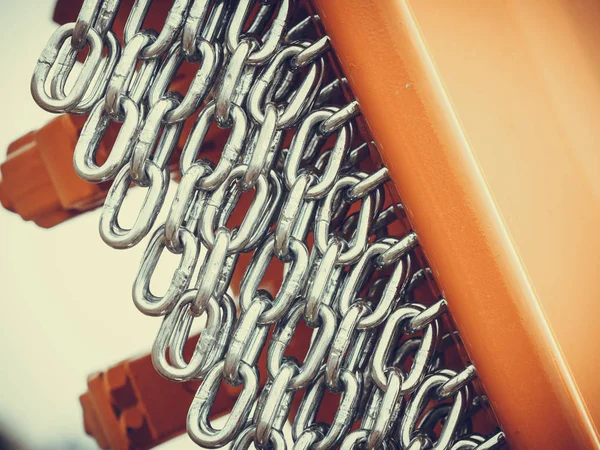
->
312, 1, 600, 449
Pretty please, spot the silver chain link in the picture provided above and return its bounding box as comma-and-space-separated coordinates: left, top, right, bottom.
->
32, 1, 506, 449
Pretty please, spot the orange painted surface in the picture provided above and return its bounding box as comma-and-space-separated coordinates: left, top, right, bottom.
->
410, 0, 600, 434
313, 1, 600, 449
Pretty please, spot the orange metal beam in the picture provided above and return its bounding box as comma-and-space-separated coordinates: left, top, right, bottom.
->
312, 1, 600, 449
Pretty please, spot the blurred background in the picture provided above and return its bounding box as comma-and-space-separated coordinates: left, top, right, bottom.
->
0, 1, 192, 448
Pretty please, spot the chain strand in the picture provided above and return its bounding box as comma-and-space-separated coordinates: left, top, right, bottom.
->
31, 1, 505, 449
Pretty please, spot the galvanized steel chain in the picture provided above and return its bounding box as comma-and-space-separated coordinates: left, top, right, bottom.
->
32, 1, 505, 449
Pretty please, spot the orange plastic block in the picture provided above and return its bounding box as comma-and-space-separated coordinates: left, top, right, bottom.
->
81, 340, 233, 450
0, 114, 111, 228
0, 106, 228, 228
82, 327, 313, 450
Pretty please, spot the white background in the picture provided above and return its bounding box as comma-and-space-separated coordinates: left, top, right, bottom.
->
0, 2, 194, 448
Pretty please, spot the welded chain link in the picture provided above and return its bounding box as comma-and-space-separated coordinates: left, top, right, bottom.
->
31, 1, 505, 449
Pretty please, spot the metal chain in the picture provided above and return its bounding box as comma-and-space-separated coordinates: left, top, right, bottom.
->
31, 1, 505, 449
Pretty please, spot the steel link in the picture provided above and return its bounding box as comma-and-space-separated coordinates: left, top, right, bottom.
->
163, 162, 211, 251
188, 360, 259, 448
215, 39, 257, 126
315, 175, 377, 265
248, 42, 324, 128
293, 426, 327, 450
358, 368, 404, 449
32, 23, 103, 113
254, 361, 298, 447
407, 298, 449, 333
303, 237, 344, 327
59, 30, 120, 115
437, 364, 478, 400
285, 108, 352, 199
274, 172, 316, 260
193, 228, 235, 314
124, 0, 192, 59
93, 0, 121, 40
377, 230, 419, 268
152, 290, 235, 380
130, 95, 184, 185
372, 303, 440, 394
338, 240, 411, 329
293, 370, 362, 450
233, 425, 287, 450
72, 0, 104, 51
241, 103, 283, 190
74, 96, 140, 182
320, 100, 361, 135
450, 432, 505, 450
72, 0, 120, 50
224, 295, 271, 385
240, 234, 309, 323
99, 161, 169, 249
132, 224, 199, 315
267, 301, 336, 390
180, 101, 248, 188
290, 36, 330, 70
399, 370, 471, 450
148, 40, 218, 122
104, 30, 160, 118
182, 0, 228, 59
200, 165, 270, 253
346, 167, 390, 203
226, 0, 292, 65
325, 301, 374, 392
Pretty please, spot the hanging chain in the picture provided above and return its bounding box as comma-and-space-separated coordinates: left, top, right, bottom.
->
32, 1, 505, 449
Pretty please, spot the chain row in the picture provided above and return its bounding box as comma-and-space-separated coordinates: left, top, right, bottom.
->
32, 1, 505, 449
